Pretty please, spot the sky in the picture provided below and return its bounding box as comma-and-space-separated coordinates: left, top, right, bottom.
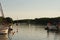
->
0, 0, 60, 20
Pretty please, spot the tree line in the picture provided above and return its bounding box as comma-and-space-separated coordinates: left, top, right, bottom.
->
0, 17, 13, 24
13, 17, 60, 25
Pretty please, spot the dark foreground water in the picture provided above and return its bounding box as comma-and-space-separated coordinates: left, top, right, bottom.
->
0, 24, 60, 40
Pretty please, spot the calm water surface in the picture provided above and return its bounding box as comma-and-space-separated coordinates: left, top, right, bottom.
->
0, 24, 60, 40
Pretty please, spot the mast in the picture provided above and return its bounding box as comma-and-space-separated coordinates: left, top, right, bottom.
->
0, 2, 4, 17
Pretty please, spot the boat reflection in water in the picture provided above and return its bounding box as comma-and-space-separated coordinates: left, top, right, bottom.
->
0, 35, 8, 40
0, 33, 12, 40
0, 30, 15, 40
0, 27, 9, 35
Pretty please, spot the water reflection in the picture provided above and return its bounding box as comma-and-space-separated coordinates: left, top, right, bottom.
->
0, 35, 8, 40
13, 24, 60, 40
53, 33, 60, 40
1, 24, 60, 40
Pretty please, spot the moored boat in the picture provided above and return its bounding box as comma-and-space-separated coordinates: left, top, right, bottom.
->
0, 3, 13, 35
45, 22, 57, 31
0, 27, 8, 35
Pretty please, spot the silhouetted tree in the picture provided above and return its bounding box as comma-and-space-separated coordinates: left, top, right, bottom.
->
5, 17, 13, 23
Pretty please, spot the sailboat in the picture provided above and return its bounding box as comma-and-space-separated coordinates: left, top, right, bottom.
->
0, 3, 9, 35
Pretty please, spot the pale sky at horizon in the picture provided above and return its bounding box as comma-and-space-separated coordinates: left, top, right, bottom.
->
0, 0, 60, 20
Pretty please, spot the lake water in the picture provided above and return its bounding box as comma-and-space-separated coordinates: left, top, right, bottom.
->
0, 24, 60, 40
